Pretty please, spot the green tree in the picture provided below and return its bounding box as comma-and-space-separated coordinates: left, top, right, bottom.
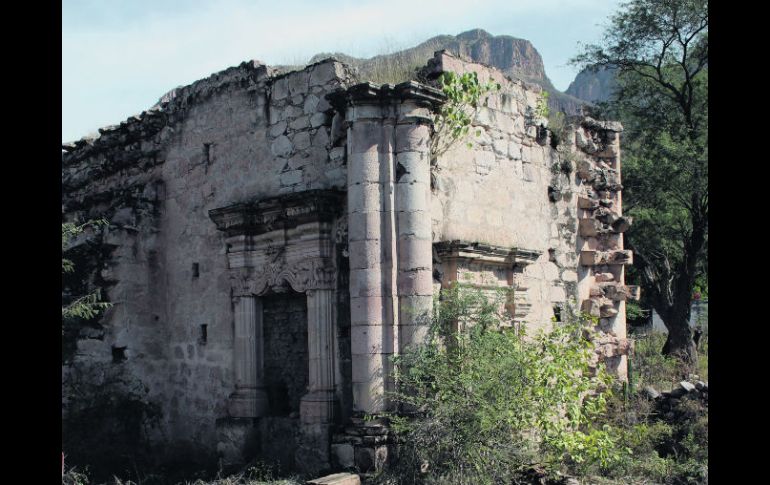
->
573, 0, 708, 363
62, 221, 111, 327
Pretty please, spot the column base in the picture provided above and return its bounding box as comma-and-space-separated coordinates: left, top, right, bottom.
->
227, 388, 269, 418
215, 417, 260, 473
331, 417, 391, 474
300, 390, 338, 424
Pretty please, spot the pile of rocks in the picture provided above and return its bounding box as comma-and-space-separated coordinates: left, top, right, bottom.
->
643, 376, 708, 420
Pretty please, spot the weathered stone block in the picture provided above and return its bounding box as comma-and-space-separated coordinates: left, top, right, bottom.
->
600, 303, 618, 318
351, 323, 393, 354
396, 270, 433, 296
310, 61, 342, 86
269, 121, 287, 138
310, 112, 328, 128
579, 218, 604, 237
271, 135, 293, 157
594, 272, 615, 282
330, 444, 356, 469
290, 116, 311, 131
581, 298, 600, 317
580, 250, 633, 266
578, 195, 599, 210
272, 77, 289, 100
349, 268, 384, 297
280, 170, 303, 186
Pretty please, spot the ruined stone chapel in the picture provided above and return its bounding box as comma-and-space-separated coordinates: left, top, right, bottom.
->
62, 51, 636, 475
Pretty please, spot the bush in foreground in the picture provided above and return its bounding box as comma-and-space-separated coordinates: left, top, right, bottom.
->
376, 285, 623, 484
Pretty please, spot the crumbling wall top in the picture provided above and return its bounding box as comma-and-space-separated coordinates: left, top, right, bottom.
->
61, 57, 354, 164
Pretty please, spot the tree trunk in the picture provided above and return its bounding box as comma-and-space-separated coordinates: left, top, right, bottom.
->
656, 265, 699, 364
662, 317, 698, 364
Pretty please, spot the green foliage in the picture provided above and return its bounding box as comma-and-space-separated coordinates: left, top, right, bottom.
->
585, 330, 708, 483
624, 301, 649, 327
62, 466, 90, 485
377, 286, 622, 484
631, 333, 683, 390
430, 71, 500, 159
62, 220, 112, 328
535, 90, 550, 119
547, 110, 568, 147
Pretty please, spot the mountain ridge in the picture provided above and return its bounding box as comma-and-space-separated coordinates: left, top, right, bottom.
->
307, 29, 590, 115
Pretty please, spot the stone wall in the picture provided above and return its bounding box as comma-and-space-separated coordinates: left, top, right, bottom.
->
424, 52, 581, 330
62, 58, 357, 461
422, 51, 636, 376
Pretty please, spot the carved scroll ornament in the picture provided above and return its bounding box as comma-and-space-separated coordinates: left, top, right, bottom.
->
230, 257, 336, 296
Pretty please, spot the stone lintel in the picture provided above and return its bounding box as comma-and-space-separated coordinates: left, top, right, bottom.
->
209, 189, 344, 237
326, 81, 445, 114
433, 240, 540, 268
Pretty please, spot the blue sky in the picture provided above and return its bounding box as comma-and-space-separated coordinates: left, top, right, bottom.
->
62, 0, 622, 142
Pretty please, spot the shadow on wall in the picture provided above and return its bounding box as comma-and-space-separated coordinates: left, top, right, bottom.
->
62, 362, 165, 483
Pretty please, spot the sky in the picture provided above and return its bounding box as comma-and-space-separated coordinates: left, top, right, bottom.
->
62, 0, 622, 142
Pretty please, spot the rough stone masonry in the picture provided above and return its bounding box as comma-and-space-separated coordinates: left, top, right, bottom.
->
61, 50, 637, 476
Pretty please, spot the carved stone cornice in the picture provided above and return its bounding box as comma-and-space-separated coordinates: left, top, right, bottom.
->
326, 81, 445, 113
433, 240, 541, 269
209, 189, 345, 237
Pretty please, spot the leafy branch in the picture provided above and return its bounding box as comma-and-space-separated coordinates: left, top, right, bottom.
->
62, 220, 112, 329
430, 71, 500, 161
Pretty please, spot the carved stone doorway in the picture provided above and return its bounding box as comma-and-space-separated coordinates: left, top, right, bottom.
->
210, 190, 344, 473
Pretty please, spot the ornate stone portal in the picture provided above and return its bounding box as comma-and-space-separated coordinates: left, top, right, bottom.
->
210, 190, 345, 470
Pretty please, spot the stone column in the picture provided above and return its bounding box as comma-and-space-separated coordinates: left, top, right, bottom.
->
331, 82, 444, 415
394, 98, 433, 351
228, 295, 269, 417
301, 289, 338, 424
346, 93, 391, 414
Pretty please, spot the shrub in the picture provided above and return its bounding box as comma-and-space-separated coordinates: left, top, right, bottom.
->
587, 330, 709, 484
377, 285, 623, 484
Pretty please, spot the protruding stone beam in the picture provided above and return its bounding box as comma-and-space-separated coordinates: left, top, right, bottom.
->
595, 282, 637, 301
580, 249, 633, 266
433, 241, 540, 268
